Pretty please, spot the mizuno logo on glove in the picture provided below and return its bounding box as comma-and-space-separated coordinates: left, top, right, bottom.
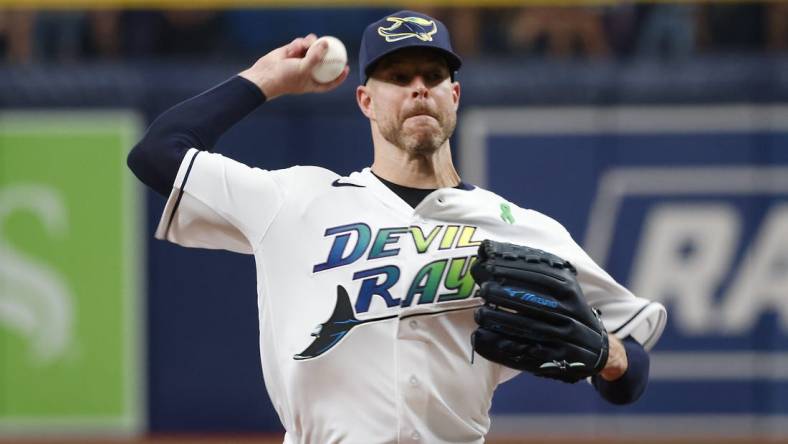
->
501, 287, 559, 309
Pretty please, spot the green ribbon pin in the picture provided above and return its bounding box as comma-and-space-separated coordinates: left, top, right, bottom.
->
500, 203, 515, 224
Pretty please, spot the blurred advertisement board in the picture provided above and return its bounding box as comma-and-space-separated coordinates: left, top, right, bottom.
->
460, 105, 788, 439
0, 112, 143, 436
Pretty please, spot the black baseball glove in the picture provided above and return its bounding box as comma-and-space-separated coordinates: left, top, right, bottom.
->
470, 240, 609, 383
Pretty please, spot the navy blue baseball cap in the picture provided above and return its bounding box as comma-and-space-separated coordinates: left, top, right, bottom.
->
359, 10, 463, 85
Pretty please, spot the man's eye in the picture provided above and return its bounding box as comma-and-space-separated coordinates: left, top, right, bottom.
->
427, 72, 443, 83
392, 74, 409, 84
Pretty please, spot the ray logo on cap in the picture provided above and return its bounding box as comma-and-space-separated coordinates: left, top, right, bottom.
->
377, 16, 438, 43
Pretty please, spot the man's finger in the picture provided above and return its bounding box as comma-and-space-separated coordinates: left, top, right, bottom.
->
301, 38, 329, 71
303, 33, 318, 47
284, 40, 297, 58
289, 34, 316, 59
286, 37, 308, 58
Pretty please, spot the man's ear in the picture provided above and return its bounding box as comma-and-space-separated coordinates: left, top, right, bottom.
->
452, 81, 461, 111
356, 85, 375, 120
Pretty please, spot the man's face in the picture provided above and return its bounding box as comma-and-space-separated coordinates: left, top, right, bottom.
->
360, 48, 460, 155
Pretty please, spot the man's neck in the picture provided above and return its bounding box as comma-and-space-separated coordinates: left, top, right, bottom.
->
371, 141, 461, 189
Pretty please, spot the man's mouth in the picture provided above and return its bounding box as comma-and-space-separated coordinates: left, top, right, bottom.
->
404, 112, 437, 122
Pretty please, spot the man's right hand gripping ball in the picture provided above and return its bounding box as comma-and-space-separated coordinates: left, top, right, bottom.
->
470, 240, 609, 383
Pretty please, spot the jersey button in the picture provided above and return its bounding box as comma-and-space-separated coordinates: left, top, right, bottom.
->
409, 319, 418, 329
411, 431, 421, 441
409, 375, 419, 387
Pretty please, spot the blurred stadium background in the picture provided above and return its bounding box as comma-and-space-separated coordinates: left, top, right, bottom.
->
1, 1, 788, 443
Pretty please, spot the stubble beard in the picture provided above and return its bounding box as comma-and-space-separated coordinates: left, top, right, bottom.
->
380, 109, 457, 156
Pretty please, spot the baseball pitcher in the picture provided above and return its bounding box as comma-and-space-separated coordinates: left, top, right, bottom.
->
128, 10, 667, 444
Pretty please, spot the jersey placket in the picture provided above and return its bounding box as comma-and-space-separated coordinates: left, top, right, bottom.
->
394, 198, 443, 443
395, 312, 429, 442
361, 171, 452, 442
396, 199, 450, 443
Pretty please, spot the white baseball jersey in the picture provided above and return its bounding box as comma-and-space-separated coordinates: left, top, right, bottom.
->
155, 148, 667, 444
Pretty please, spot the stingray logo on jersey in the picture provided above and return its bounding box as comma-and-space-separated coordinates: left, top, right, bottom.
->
587, 166, 788, 337
295, 223, 483, 359
377, 16, 438, 42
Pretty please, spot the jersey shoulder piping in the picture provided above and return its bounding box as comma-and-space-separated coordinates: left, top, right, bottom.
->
331, 178, 366, 188
164, 150, 201, 237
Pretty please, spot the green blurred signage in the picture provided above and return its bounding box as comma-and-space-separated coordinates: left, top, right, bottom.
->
0, 112, 143, 435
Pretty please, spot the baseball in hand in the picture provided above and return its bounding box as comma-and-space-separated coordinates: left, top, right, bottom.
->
311, 36, 347, 84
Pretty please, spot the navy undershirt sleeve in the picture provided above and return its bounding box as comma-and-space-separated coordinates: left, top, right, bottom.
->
592, 336, 650, 405
127, 75, 266, 197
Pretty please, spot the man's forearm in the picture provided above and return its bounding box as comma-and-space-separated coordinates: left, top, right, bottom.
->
126, 75, 266, 196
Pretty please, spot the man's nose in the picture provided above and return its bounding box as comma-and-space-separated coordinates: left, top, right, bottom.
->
410, 76, 429, 98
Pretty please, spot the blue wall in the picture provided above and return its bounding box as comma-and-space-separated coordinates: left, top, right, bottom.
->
477, 114, 788, 421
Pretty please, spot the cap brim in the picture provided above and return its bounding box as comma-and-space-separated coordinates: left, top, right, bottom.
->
363, 46, 462, 84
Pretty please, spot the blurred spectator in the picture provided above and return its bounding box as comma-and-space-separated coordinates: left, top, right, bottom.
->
419, 7, 483, 57
88, 9, 121, 59
224, 9, 392, 61
768, 2, 788, 51
698, 3, 765, 52
637, 4, 698, 59
603, 3, 639, 57
158, 10, 225, 56
0, 9, 35, 63
33, 11, 86, 62
507, 7, 610, 59
448, 8, 483, 56
120, 11, 164, 58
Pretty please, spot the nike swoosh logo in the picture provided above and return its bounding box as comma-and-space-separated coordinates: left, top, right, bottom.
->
331, 179, 365, 188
